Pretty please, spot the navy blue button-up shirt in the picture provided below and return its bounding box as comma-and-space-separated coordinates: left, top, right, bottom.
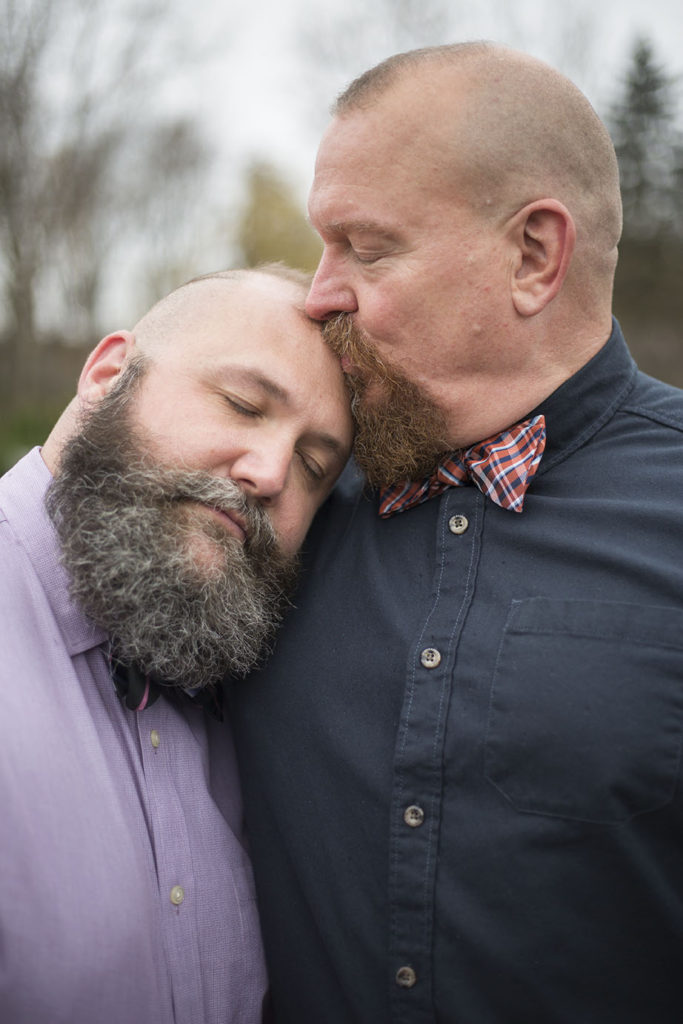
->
230, 321, 683, 1023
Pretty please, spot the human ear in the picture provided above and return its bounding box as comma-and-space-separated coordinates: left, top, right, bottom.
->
509, 201, 576, 317
77, 331, 136, 404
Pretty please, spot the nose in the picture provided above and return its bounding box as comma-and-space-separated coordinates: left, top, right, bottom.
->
229, 443, 291, 503
305, 251, 358, 321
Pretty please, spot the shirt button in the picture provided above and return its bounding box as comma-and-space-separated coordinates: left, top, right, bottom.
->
150, 729, 160, 749
420, 647, 441, 669
170, 885, 185, 906
449, 514, 469, 534
396, 966, 417, 988
404, 805, 425, 828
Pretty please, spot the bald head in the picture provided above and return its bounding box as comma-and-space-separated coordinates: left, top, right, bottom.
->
306, 42, 622, 444
335, 43, 622, 277
132, 265, 312, 357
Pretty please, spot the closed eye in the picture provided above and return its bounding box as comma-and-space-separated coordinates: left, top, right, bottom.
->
224, 395, 260, 418
297, 449, 325, 484
352, 250, 384, 264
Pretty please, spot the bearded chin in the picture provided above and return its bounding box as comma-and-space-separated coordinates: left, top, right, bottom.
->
46, 362, 298, 690
323, 314, 453, 488
348, 377, 452, 488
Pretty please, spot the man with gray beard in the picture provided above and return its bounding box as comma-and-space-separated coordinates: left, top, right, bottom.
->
46, 358, 298, 695
0, 266, 352, 1024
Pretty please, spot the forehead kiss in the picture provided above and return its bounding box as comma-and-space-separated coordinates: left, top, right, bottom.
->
323, 313, 453, 488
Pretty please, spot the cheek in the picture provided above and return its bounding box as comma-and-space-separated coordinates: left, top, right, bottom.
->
137, 422, 202, 467
133, 386, 235, 471
357, 294, 410, 348
133, 384, 190, 454
271, 493, 320, 556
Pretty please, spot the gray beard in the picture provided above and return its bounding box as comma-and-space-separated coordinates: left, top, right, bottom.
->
46, 361, 298, 690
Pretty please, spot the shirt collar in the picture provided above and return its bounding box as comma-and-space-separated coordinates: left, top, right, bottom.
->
0, 448, 107, 657
531, 318, 637, 474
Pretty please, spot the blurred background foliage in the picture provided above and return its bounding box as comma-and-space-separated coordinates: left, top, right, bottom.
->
1, 0, 682, 472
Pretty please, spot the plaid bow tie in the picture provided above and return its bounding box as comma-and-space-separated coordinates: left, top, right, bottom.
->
379, 414, 546, 518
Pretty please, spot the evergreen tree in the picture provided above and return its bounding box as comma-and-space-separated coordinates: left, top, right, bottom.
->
610, 37, 683, 389
609, 37, 682, 239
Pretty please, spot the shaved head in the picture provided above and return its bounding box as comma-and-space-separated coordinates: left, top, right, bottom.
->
132, 265, 313, 356
306, 41, 623, 445
335, 43, 621, 282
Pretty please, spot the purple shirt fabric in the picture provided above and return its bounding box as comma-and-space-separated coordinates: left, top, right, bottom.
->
0, 448, 268, 1024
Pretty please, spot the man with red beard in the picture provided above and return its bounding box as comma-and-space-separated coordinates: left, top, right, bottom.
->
229, 45, 683, 1023
0, 266, 352, 1024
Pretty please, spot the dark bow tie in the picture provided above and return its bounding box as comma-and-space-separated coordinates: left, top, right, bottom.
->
379, 415, 546, 518
109, 652, 224, 721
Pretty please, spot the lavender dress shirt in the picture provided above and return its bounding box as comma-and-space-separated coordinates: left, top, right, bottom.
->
0, 449, 268, 1024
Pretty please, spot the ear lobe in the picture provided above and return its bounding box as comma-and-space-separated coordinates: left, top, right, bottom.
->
510, 201, 576, 317
77, 331, 136, 403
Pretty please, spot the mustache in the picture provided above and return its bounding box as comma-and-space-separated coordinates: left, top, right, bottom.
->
101, 459, 276, 553
323, 313, 402, 385
157, 470, 276, 551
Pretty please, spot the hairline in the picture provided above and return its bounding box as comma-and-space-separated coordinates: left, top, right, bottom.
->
332, 41, 493, 114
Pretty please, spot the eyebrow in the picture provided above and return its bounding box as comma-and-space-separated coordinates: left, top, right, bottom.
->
215, 364, 348, 463
221, 365, 289, 403
326, 220, 397, 239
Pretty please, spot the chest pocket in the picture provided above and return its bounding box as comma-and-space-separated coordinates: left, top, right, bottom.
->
484, 598, 683, 824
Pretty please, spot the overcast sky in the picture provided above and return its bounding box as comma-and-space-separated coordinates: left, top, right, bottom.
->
186, 0, 683, 199
43, 0, 678, 322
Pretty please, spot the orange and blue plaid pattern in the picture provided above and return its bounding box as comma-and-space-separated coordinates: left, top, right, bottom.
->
378, 414, 546, 517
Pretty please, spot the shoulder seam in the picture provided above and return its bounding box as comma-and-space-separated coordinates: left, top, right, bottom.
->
618, 403, 683, 434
